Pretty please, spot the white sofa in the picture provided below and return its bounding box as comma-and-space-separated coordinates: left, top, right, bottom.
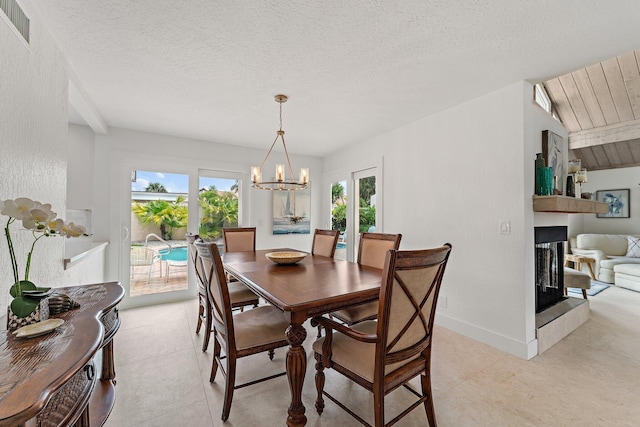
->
570, 234, 640, 292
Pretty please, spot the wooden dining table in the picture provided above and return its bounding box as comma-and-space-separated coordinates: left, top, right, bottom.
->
223, 248, 383, 427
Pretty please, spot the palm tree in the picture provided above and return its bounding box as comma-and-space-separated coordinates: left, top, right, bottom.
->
331, 182, 345, 204
132, 196, 187, 240
358, 176, 375, 205
198, 186, 238, 239
145, 182, 167, 193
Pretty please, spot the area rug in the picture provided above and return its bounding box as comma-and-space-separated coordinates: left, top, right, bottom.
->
568, 280, 610, 297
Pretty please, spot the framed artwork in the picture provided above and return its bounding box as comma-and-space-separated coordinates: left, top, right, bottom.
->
272, 184, 311, 234
542, 130, 564, 194
596, 189, 630, 218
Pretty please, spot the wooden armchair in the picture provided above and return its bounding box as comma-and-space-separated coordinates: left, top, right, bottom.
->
195, 241, 289, 421
311, 244, 452, 427
329, 232, 402, 325
186, 233, 259, 352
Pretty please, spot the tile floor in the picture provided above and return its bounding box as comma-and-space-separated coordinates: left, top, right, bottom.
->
106, 285, 640, 426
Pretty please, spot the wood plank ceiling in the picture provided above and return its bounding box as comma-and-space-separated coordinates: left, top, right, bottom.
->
543, 49, 640, 171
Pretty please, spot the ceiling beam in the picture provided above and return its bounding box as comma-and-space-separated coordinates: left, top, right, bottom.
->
68, 68, 108, 134
569, 118, 640, 149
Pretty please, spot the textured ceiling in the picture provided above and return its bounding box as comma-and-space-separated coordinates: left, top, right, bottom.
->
27, 0, 640, 157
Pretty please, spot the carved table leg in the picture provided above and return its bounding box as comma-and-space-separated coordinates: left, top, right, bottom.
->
101, 339, 116, 382
314, 352, 325, 415
286, 323, 307, 427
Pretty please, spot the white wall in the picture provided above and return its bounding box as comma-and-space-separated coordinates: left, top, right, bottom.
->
572, 166, 640, 235
0, 5, 68, 322
323, 81, 563, 359
67, 124, 96, 210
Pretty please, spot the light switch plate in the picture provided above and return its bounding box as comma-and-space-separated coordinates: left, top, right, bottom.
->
499, 220, 511, 235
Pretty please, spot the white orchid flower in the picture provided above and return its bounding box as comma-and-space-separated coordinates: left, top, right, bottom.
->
1, 197, 36, 219
29, 207, 57, 223
49, 218, 65, 233
21, 214, 38, 230
64, 222, 87, 238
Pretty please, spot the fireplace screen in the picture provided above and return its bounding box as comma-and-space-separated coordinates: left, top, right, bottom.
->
535, 227, 567, 313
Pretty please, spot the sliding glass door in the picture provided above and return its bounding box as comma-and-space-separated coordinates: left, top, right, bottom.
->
129, 170, 189, 298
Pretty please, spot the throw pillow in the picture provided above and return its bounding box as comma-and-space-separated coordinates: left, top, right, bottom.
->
626, 236, 640, 257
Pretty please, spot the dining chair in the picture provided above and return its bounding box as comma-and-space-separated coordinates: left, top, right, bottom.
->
194, 240, 290, 421
329, 232, 402, 326
311, 229, 340, 337
311, 244, 452, 427
311, 228, 340, 258
186, 233, 259, 352
222, 226, 257, 284
222, 227, 256, 252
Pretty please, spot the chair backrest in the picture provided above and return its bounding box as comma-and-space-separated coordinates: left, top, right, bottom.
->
357, 232, 402, 269
185, 233, 204, 289
195, 241, 237, 350
130, 246, 158, 265
223, 227, 256, 252
311, 229, 340, 258
375, 244, 452, 378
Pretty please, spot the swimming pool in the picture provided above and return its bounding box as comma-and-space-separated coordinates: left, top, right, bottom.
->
161, 246, 188, 261
336, 242, 346, 249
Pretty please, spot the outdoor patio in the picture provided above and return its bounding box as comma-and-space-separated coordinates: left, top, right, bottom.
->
130, 239, 190, 296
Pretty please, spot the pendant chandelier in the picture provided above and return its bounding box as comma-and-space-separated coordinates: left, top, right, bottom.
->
251, 94, 309, 190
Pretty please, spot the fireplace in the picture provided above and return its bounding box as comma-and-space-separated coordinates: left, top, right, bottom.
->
535, 226, 567, 313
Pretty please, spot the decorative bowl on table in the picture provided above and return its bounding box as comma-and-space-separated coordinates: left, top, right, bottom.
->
12, 318, 64, 338
265, 251, 308, 265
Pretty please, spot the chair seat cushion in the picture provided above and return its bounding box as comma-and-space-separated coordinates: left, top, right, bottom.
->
228, 281, 259, 305
331, 301, 378, 324
233, 306, 289, 351
312, 321, 415, 383
613, 263, 640, 275
600, 257, 640, 269
563, 267, 591, 290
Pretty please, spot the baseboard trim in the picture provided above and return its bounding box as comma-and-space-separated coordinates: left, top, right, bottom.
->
435, 313, 538, 360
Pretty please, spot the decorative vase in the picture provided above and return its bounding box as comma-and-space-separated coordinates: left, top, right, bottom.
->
6, 298, 50, 332
536, 167, 553, 195
535, 153, 545, 169
566, 175, 575, 197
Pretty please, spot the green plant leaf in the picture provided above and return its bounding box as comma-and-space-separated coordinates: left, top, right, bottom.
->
9, 280, 37, 298
22, 289, 51, 298
10, 295, 40, 318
